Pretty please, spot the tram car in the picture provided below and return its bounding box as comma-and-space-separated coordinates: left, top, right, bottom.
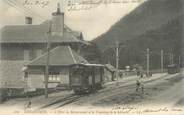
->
69, 64, 104, 94
167, 64, 180, 74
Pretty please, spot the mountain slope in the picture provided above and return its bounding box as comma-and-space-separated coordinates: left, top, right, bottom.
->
95, 16, 182, 69
93, 0, 183, 51
88, 0, 183, 69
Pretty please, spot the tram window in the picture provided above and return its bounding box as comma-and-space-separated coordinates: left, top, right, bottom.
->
52, 76, 55, 81
49, 76, 52, 81
49, 72, 60, 81
56, 76, 60, 81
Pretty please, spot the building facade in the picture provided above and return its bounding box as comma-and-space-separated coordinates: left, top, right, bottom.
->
0, 4, 88, 98
25, 46, 89, 90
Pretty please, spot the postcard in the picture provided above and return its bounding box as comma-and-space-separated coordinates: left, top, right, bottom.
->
0, 0, 183, 114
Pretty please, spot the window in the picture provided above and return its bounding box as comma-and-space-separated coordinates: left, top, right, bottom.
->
24, 50, 29, 61
56, 76, 60, 81
53, 76, 57, 81
49, 72, 60, 81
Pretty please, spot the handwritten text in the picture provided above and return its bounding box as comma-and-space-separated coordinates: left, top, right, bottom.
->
67, 0, 144, 11
23, 0, 50, 8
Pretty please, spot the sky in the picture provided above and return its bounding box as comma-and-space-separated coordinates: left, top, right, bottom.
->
0, 0, 146, 41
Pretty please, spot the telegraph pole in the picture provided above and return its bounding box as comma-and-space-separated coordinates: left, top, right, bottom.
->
161, 50, 164, 73
179, 55, 181, 67
116, 42, 119, 84
146, 48, 150, 77
169, 53, 172, 65
45, 21, 52, 98
169, 49, 174, 65
170, 53, 172, 64
170, 53, 174, 64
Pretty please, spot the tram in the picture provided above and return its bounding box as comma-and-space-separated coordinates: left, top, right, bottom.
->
167, 64, 180, 74
69, 64, 104, 94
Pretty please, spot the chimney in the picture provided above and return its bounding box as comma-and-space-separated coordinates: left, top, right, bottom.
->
51, 3, 64, 36
25, 17, 33, 24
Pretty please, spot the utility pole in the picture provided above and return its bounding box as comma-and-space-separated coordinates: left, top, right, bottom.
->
172, 53, 174, 64
116, 42, 119, 84
169, 49, 174, 65
161, 50, 164, 73
146, 48, 150, 77
169, 53, 172, 65
179, 55, 181, 67
45, 21, 52, 98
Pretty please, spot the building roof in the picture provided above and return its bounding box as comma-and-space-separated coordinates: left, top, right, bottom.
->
27, 46, 89, 66
0, 21, 89, 45
70, 63, 104, 67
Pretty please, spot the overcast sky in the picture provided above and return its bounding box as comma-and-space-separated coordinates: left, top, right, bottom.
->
0, 0, 146, 41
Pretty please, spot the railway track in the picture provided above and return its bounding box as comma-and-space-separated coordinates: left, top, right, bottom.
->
70, 73, 181, 105
39, 76, 138, 109
40, 94, 84, 110
39, 73, 180, 109
55, 95, 82, 109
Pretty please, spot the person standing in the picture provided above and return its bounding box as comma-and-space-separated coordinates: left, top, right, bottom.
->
136, 75, 144, 94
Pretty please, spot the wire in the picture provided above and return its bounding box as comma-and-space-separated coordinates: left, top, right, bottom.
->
3, 0, 29, 15
9, 0, 47, 20
3, 0, 47, 21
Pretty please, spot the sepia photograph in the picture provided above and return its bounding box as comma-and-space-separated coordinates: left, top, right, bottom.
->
0, 0, 184, 114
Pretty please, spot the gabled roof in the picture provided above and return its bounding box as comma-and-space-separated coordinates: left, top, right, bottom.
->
27, 46, 89, 66
70, 63, 104, 67
0, 21, 89, 45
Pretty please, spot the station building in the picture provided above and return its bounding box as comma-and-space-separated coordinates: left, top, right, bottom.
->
0, 3, 88, 98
